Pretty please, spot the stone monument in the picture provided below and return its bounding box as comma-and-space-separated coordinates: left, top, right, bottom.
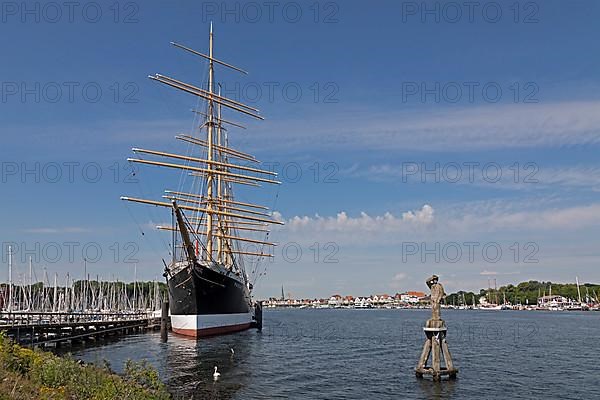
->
415, 275, 458, 381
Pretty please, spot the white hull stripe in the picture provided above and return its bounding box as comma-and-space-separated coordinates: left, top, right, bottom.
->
171, 312, 253, 331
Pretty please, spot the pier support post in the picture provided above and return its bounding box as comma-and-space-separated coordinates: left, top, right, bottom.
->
160, 301, 169, 342
254, 302, 263, 331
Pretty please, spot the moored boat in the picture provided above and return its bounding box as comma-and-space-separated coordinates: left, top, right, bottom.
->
121, 25, 282, 338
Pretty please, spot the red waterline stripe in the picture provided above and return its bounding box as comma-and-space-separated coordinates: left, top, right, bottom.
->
172, 322, 252, 338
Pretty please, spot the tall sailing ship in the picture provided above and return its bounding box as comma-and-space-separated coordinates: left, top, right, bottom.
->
121, 25, 282, 337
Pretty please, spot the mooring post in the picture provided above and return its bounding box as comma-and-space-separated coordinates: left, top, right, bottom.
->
255, 301, 263, 331
160, 301, 169, 342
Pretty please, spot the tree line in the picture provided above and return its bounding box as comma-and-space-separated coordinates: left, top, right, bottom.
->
445, 280, 600, 306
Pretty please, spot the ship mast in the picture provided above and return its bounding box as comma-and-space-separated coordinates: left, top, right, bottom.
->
122, 24, 282, 271
216, 85, 224, 264
205, 22, 215, 261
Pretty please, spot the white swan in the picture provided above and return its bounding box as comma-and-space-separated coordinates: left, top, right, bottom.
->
213, 366, 221, 379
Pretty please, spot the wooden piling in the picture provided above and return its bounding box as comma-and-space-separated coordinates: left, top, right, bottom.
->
160, 301, 169, 342
415, 327, 458, 381
416, 338, 431, 374
254, 302, 263, 331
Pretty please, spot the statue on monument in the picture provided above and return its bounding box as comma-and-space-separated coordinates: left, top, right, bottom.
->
426, 275, 445, 328
415, 274, 458, 380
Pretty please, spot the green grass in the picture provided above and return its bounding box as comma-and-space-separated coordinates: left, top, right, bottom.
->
0, 333, 171, 400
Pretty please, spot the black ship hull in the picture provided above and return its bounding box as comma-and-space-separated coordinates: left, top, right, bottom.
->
168, 263, 254, 337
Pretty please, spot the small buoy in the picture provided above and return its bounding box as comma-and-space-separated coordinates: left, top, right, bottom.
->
213, 366, 220, 380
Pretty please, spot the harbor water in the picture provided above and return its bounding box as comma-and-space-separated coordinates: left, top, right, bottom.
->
59, 309, 600, 399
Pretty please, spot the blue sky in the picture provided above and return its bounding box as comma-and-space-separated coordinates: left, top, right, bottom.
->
1, 0, 599, 298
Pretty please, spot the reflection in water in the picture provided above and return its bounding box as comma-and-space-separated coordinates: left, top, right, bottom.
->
416, 378, 457, 400
165, 331, 254, 399
53, 333, 129, 357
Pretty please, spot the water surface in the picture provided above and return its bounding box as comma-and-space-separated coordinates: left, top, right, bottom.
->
61, 309, 600, 399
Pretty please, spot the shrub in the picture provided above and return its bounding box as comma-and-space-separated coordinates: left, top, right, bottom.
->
0, 333, 171, 400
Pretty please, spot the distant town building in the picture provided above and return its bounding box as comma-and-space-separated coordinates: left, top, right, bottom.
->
399, 291, 426, 304
263, 289, 433, 309
328, 295, 342, 307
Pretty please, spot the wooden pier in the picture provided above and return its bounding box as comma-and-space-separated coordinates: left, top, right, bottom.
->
0, 311, 164, 347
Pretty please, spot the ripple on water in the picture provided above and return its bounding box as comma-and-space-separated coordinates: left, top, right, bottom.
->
64, 309, 600, 399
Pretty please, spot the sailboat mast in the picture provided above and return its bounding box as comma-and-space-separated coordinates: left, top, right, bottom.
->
134, 263, 138, 310
205, 23, 216, 260
8, 245, 13, 312
83, 258, 87, 311
28, 256, 33, 310
53, 273, 58, 312
65, 273, 70, 312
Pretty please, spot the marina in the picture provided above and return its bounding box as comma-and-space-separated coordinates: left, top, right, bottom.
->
2, 1, 600, 398
0, 251, 168, 347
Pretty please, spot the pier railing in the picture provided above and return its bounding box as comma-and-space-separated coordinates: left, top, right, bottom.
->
0, 311, 155, 328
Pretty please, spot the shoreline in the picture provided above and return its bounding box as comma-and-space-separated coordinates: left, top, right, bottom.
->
262, 305, 600, 312
0, 333, 171, 400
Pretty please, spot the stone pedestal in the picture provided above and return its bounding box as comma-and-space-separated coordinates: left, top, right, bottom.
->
415, 319, 458, 381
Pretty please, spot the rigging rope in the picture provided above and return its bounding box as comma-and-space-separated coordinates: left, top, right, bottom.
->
251, 183, 282, 288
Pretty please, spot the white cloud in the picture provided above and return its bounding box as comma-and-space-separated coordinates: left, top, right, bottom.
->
448, 203, 600, 233
272, 211, 284, 223
393, 272, 407, 281
273, 201, 600, 246
22, 227, 90, 234
282, 204, 434, 234
251, 101, 600, 153
390, 272, 407, 290
402, 204, 434, 224
480, 270, 521, 276
480, 270, 498, 276
4, 118, 190, 160
346, 163, 600, 193
537, 166, 600, 192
